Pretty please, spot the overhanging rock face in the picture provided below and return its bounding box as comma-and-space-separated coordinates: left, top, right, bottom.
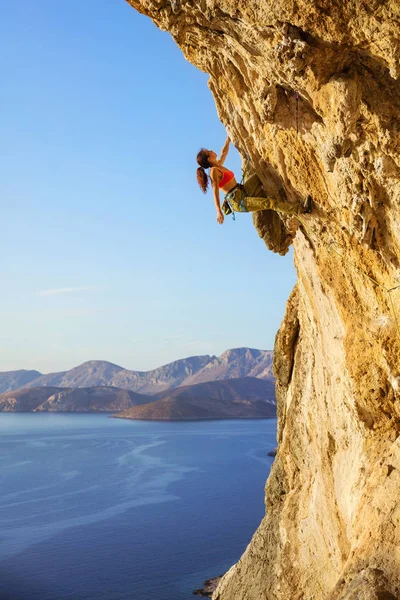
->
126, 1, 400, 598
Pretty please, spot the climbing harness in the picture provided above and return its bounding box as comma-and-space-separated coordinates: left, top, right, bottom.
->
295, 214, 400, 339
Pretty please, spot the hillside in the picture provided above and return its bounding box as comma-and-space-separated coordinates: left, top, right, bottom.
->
116, 396, 275, 421
181, 348, 273, 386
0, 370, 42, 394
0, 377, 275, 418
116, 377, 276, 421
22, 360, 125, 389
156, 377, 275, 403
0, 387, 62, 412
0, 386, 152, 413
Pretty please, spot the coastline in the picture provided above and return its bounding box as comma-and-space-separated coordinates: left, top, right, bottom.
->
193, 576, 223, 597
113, 415, 275, 422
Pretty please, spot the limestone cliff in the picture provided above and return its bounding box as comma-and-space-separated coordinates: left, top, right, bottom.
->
126, 1, 400, 598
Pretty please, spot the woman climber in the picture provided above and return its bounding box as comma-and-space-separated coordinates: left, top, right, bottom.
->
196, 137, 312, 224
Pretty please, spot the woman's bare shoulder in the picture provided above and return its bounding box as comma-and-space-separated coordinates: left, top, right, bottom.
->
210, 166, 223, 179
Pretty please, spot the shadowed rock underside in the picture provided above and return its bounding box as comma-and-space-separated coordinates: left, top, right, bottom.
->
126, 1, 400, 598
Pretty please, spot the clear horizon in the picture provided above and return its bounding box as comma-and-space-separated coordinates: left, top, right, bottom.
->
1, 1, 296, 372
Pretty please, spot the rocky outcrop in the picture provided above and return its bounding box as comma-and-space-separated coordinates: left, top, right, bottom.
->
193, 576, 223, 597
126, 1, 400, 598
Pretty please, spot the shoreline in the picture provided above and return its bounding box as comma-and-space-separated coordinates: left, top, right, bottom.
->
113, 415, 275, 422
193, 576, 224, 597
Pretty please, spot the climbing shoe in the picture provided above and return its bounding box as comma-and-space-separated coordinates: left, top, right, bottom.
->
301, 195, 313, 214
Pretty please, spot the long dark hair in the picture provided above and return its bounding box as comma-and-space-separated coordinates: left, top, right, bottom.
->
196, 148, 211, 193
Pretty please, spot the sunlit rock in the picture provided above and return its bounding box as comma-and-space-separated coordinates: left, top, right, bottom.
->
126, 1, 400, 597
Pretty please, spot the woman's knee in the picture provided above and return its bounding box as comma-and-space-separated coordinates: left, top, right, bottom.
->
244, 174, 263, 197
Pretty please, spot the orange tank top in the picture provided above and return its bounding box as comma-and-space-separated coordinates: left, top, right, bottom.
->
217, 168, 235, 188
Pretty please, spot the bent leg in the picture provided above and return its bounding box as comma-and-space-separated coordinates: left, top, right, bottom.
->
243, 173, 298, 215
243, 173, 264, 197
244, 195, 299, 215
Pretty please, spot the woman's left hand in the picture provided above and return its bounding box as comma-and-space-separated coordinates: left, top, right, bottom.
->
217, 211, 224, 224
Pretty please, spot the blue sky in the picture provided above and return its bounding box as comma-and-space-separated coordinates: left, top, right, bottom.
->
0, 0, 296, 373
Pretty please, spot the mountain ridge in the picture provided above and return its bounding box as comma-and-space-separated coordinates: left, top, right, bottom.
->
0, 348, 274, 395
115, 377, 276, 421
0, 369, 42, 394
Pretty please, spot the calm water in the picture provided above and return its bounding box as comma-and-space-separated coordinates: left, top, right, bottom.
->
0, 414, 277, 600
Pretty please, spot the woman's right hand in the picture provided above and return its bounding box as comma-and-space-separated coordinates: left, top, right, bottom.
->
217, 211, 224, 224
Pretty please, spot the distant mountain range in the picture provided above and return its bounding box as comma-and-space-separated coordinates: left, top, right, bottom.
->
116, 378, 276, 421
0, 348, 276, 420
0, 348, 274, 394
0, 377, 275, 419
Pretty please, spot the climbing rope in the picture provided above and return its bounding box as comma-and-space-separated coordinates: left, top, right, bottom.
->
294, 214, 400, 339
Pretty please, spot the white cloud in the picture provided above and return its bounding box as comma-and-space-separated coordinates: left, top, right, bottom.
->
37, 286, 96, 297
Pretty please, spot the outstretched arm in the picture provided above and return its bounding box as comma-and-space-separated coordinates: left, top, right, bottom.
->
210, 168, 224, 224
217, 137, 230, 165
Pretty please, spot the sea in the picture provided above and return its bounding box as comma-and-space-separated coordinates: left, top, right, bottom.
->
0, 414, 277, 600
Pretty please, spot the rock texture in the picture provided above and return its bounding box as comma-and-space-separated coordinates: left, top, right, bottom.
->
126, 1, 400, 598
